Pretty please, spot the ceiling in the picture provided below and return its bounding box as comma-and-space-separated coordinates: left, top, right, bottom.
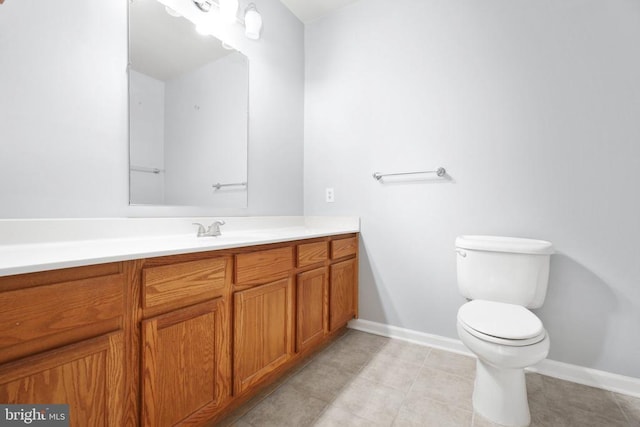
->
279, 0, 361, 23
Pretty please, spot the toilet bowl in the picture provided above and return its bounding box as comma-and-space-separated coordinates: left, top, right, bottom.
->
455, 236, 553, 427
457, 299, 550, 427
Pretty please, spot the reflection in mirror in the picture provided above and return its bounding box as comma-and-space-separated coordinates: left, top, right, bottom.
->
129, 0, 248, 207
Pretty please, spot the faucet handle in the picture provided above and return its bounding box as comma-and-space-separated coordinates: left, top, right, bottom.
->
192, 223, 206, 237
207, 219, 225, 236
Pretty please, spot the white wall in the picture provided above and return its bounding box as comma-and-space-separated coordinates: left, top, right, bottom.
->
0, 0, 128, 217
129, 70, 165, 205
304, 0, 640, 378
164, 53, 248, 207
0, 0, 304, 217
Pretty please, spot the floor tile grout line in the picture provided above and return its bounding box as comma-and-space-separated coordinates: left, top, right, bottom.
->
238, 330, 368, 427
610, 390, 635, 426
234, 337, 342, 426
226, 332, 640, 427
388, 360, 421, 427
307, 360, 391, 426
312, 333, 404, 427
351, 343, 436, 426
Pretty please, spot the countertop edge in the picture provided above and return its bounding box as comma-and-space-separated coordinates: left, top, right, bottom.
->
0, 225, 359, 277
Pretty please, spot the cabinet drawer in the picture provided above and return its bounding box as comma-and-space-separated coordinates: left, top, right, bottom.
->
297, 241, 328, 267
331, 237, 358, 259
142, 257, 228, 314
0, 268, 125, 364
235, 247, 294, 285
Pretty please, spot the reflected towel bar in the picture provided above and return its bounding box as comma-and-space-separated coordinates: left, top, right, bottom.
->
212, 182, 247, 190
372, 168, 446, 181
130, 165, 163, 174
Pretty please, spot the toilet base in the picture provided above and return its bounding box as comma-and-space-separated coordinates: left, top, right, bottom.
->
473, 359, 531, 427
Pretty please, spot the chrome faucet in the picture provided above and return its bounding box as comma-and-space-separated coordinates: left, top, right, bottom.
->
192, 220, 226, 237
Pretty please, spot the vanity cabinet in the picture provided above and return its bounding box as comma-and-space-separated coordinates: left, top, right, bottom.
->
141, 299, 225, 427
0, 332, 124, 427
0, 263, 128, 427
294, 237, 358, 351
233, 278, 292, 395
330, 236, 358, 260
235, 246, 294, 285
296, 267, 328, 352
139, 256, 231, 427
329, 258, 358, 332
329, 236, 358, 332
0, 233, 358, 427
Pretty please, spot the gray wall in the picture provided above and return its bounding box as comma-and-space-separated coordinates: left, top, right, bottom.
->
0, 0, 304, 217
303, 0, 640, 378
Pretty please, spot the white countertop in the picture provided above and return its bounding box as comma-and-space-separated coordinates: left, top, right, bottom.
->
0, 216, 360, 277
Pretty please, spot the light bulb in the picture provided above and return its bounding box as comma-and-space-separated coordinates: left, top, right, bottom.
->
244, 4, 262, 40
219, 0, 238, 23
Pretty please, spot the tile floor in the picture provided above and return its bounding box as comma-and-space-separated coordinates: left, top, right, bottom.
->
217, 330, 640, 427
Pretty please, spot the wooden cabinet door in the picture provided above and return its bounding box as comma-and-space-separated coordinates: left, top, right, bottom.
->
234, 278, 292, 395
141, 299, 227, 427
329, 258, 357, 332
296, 267, 328, 352
0, 332, 124, 427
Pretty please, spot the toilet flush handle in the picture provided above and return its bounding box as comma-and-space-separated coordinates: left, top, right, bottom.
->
456, 249, 467, 257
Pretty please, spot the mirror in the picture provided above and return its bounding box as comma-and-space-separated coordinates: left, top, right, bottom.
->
128, 0, 249, 207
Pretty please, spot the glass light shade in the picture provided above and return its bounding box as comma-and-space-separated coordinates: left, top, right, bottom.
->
244, 5, 262, 40
219, 0, 239, 23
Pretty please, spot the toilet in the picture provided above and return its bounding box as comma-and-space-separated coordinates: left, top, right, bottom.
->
455, 235, 554, 427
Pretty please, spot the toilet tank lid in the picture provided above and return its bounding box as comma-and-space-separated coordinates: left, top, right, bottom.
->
456, 235, 554, 255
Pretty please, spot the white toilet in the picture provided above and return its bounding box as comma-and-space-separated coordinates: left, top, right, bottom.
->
455, 235, 554, 427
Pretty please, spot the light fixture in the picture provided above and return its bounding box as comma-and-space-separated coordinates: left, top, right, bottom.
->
192, 0, 212, 13
244, 3, 262, 40
219, 0, 239, 23
190, 0, 262, 41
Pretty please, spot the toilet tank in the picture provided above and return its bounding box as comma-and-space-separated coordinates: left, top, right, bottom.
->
455, 235, 554, 308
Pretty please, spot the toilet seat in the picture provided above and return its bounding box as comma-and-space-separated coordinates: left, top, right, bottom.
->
458, 300, 546, 346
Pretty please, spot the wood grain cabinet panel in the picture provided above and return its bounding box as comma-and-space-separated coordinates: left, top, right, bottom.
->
233, 278, 291, 394
330, 237, 358, 260
297, 241, 328, 267
235, 247, 293, 285
296, 267, 328, 352
0, 332, 125, 427
329, 258, 358, 331
0, 270, 124, 365
142, 257, 229, 315
141, 299, 227, 427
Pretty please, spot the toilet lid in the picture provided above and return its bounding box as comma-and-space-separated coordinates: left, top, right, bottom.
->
458, 300, 544, 340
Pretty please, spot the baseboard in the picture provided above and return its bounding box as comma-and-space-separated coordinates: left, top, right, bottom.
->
527, 359, 640, 398
348, 318, 640, 398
